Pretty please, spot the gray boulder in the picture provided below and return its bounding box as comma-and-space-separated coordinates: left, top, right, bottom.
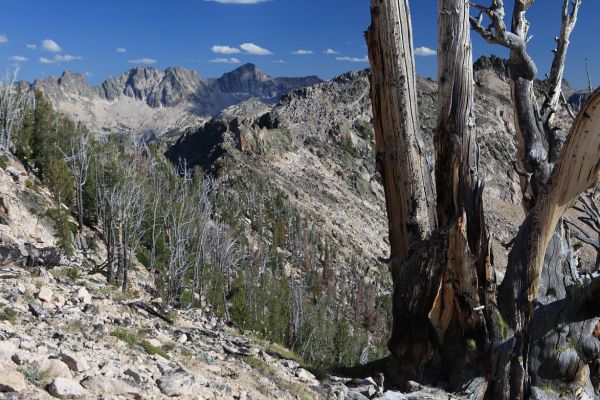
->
156, 368, 207, 397
47, 377, 86, 399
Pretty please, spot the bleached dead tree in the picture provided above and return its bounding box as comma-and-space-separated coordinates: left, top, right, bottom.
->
585, 58, 594, 96
59, 129, 91, 233
367, 0, 600, 398
116, 158, 149, 292
0, 70, 26, 152
188, 177, 214, 309
94, 151, 118, 284
209, 221, 241, 321
94, 146, 148, 290
148, 158, 166, 281
162, 168, 198, 305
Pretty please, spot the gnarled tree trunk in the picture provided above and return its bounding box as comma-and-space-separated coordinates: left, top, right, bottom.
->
367, 0, 496, 392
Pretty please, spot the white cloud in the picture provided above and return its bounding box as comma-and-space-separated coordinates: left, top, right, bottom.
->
210, 57, 241, 64
41, 39, 62, 53
55, 54, 83, 62
212, 45, 241, 54
240, 42, 272, 55
414, 46, 436, 57
292, 49, 313, 55
116, 47, 127, 53
324, 48, 339, 55
9, 55, 28, 62
127, 58, 157, 64
26, 44, 37, 50
336, 56, 369, 63
0, 34, 8, 44
85, 72, 93, 77
205, 0, 268, 3
38, 57, 55, 64
273, 59, 286, 64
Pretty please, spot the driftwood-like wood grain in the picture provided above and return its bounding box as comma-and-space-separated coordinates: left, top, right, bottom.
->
525, 88, 600, 313
366, 0, 435, 282
370, 0, 498, 390
470, 0, 549, 212
496, 90, 600, 400
368, 1, 600, 398
429, 0, 494, 352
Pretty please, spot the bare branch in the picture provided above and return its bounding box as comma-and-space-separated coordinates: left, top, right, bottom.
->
542, 0, 582, 123
0, 69, 27, 152
560, 91, 577, 120
469, 1, 526, 51
586, 58, 594, 95
565, 218, 600, 250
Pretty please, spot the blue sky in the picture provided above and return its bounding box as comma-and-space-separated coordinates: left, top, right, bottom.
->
0, 0, 598, 89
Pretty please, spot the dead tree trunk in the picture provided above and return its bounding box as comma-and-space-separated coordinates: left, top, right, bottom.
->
366, 0, 435, 280
430, 0, 499, 380
493, 89, 600, 400
367, 0, 495, 391
542, 0, 581, 127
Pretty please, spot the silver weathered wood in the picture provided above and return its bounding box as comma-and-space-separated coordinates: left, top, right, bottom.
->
366, 0, 435, 283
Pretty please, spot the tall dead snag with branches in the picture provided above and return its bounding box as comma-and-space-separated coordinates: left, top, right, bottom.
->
0, 70, 26, 152
367, 0, 600, 398
60, 129, 91, 234
367, 0, 494, 393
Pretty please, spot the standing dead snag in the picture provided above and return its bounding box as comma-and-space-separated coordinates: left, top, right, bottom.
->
367, 0, 495, 389
0, 70, 27, 153
524, 89, 600, 308
469, 3, 600, 397
366, 0, 440, 378
541, 0, 582, 163
60, 130, 91, 234
542, 0, 582, 125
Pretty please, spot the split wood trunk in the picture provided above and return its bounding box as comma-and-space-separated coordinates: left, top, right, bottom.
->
367, 0, 496, 389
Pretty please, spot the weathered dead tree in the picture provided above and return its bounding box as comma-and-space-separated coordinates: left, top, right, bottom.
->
367, 0, 600, 398
0, 69, 27, 152
567, 193, 600, 270
542, 0, 581, 124
60, 129, 91, 233
367, 0, 495, 393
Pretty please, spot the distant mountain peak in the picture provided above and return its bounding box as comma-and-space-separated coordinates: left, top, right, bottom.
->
26, 65, 324, 136
236, 63, 259, 72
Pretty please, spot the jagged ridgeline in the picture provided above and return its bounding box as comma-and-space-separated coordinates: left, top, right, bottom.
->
22, 64, 321, 141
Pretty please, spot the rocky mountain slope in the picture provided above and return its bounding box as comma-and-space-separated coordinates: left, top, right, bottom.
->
167, 58, 541, 285
0, 154, 468, 400
22, 65, 321, 140
0, 155, 321, 399
167, 55, 592, 289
